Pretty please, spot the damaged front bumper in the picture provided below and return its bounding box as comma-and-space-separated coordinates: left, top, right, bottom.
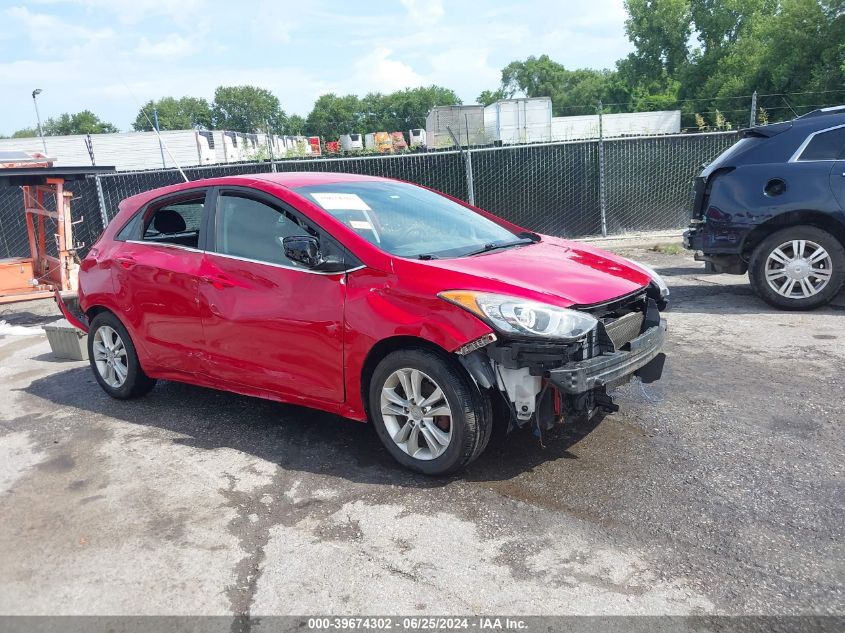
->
548, 321, 666, 394
459, 295, 667, 429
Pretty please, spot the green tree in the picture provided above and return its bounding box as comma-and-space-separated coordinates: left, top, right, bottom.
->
303, 86, 460, 139
622, 0, 693, 82
619, 0, 844, 122
132, 96, 212, 131
480, 55, 630, 115
286, 114, 306, 135
304, 93, 362, 138
211, 85, 287, 134
40, 111, 118, 135
476, 88, 509, 106
380, 86, 461, 131
11, 127, 39, 138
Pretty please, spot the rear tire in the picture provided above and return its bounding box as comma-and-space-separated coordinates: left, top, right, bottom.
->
88, 312, 157, 399
368, 348, 492, 475
749, 225, 845, 310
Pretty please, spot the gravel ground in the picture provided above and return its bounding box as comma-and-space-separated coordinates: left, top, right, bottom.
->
0, 247, 842, 618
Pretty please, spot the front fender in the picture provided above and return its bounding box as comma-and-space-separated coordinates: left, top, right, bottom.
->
341, 268, 493, 420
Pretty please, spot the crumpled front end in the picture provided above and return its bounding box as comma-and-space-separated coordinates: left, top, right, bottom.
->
457, 289, 667, 433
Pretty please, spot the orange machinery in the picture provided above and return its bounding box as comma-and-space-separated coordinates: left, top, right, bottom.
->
0, 153, 114, 304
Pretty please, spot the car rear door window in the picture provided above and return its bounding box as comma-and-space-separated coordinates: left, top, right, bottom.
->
214, 193, 318, 267
797, 126, 845, 161
142, 197, 205, 248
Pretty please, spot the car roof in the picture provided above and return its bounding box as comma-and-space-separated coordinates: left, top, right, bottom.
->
115, 171, 392, 214
248, 171, 388, 187
792, 108, 844, 131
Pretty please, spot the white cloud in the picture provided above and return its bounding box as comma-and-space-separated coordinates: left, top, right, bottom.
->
352, 48, 424, 93
5, 5, 116, 55
251, 0, 303, 44
0, 0, 636, 134
29, 0, 205, 25
400, 0, 444, 25
423, 46, 501, 98
135, 34, 194, 58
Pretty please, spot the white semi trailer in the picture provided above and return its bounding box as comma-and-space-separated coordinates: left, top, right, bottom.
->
425, 106, 486, 149
340, 134, 364, 151
551, 110, 682, 141
483, 97, 553, 145
0, 129, 285, 170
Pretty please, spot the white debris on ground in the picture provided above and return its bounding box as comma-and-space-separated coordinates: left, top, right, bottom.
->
0, 320, 43, 336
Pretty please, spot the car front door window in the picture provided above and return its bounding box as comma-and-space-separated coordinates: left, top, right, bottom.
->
216, 194, 315, 266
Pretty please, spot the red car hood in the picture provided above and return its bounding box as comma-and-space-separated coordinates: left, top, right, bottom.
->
401, 238, 652, 307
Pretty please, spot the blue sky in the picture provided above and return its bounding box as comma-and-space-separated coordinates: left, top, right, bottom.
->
0, 0, 633, 135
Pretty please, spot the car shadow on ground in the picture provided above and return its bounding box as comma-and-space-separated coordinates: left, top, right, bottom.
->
0, 310, 61, 327
664, 282, 845, 314
22, 365, 601, 487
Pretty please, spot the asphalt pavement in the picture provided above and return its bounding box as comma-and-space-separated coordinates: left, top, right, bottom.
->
0, 247, 842, 618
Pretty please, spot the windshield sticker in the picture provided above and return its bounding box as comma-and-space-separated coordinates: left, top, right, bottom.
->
311, 192, 372, 211
349, 219, 374, 230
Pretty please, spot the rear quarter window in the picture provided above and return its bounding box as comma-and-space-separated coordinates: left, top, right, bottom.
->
796, 126, 845, 161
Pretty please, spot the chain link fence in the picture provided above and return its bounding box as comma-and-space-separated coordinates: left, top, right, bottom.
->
603, 132, 738, 234
0, 131, 738, 261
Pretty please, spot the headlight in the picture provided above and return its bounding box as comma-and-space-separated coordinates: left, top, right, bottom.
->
439, 291, 598, 341
624, 259, 669, 298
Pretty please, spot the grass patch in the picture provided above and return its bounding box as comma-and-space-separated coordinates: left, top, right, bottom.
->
649, 243, 684, 255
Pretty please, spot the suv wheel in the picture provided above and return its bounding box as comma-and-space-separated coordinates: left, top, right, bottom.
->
749, 225, 845, 310
368, 348, 492, 475
88, 312, 157, 399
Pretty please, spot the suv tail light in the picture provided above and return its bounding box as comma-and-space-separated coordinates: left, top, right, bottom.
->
694, 167, 735, 220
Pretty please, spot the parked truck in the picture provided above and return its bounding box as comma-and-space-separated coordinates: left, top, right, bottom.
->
365, 132, 393, 153
339, 133, 364, 151
550, 111, 682, 141
390, 132, 408, 151
409, 128, 426, 148
425, 106, 486, 149
484, 97, 553, 145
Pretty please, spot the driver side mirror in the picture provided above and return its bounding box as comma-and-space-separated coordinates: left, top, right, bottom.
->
282, 235, 346, 272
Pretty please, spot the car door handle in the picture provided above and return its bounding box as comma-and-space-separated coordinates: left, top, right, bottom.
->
115, 256, 136, 269
201, 274, 234, 289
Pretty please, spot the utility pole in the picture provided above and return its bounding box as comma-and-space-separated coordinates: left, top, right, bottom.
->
750, 91, 758, 128
153, 108, 166, 168
31, 89, 47, 154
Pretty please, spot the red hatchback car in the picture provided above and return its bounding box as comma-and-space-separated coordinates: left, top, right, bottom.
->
59, 173, 668, 474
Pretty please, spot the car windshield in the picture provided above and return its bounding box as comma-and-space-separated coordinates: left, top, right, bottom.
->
295, 181, 522, 259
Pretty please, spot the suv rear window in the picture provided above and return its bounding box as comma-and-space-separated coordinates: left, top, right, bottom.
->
796, 126, 845, 161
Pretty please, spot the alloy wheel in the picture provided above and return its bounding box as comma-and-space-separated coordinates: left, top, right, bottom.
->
92, 325, 129, 388
764, 239, 833, 299
380, 368, 453, 460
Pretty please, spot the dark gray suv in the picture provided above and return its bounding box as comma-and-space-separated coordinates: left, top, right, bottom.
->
684, 106, 845, 309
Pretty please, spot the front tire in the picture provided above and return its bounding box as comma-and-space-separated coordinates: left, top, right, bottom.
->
88, 312, 157, 399
368, 348, 492, 475
749, 226, 845, 310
